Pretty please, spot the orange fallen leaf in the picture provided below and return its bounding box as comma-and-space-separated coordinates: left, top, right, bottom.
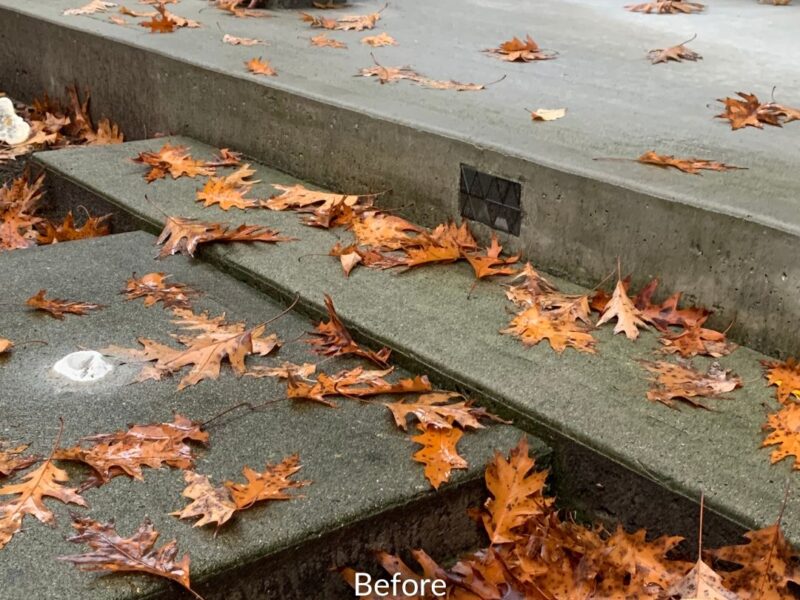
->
361, 32, 396, 47
637, 150, 744, 174
245, 57, 277, 76
63, 0, 116, 15
386, 392, 498, 432
665, 559, 738, 600
54, 414, 208, 489
26, 289, 104, 319
223, 33, 265, 46
358, 61, 495, 92
306, 294, 391, 366
311, 33, 347, 48
717, 92, 800, 130
265, 183, 377, 228
411, 425, 467, 489
196, 164, 261, 210
0, 425, 87, 550
139, 5, 175, 32
706, 524, 800, 598
35, 210, 111, 243
659, 324, 736, 358
119, 5, 156, 17
482, 437, 552, 544
762, 357, 800, 404
648, 35, 702, 64
596, 275, 648, 339
633, 278, 711, 330
0, 442, 37, 479
286, 367, 431, 407
641, 360, 742, 409
626, 1, 704, 13
173, 456, 308, 533
133, 144, 215, 182
301, 8, 382, 31
156, 216, 292, 258
485, 35, 557, 62
463, 233, 520, 279
123, 272, 199, 309
59, 516, 199, 598
503, 303, 597, 354
0, 338, 12, 354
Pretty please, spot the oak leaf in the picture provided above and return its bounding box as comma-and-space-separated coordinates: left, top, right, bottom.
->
0, 170, 45, 251
123, 272, 199, 309
762, 403, 800, 470
351, 212, 424, 250
485, 35, 556, 62
63, 0, 116, 15
0, 432, 87, 550
482, 437, 551, 544
140, 7, 176, 32
311, 34, 347, 48
0, 443, 37, 479
641, 360, 742, 409
224, 455, 309, 510
386, 392, 501, 432
156, 216, 292, 257
54, 414, 208, 489
0, 337, 12, 354
35, 210, 111, 243
463, 233, 520, 279
706, 524, 800, 600
633, 278, 711, 330
119, 5, 156, 17
59, 516, 199, 599
504, 262, 559, 306
171, 471, 237, 533
626, 1, 705, 13
358, 63, 492, 91
596, 276, 648, 339
133, 144, 215, 182
246, 57, 277, 76
265, 183, 377, 228
361, 32, 396, 47
411, 425, 467, 489
502, 302, 597, 353
245, 361, 316, 380
223, 33, 265, 46
637, 150, 744, 174
761, 358, 800, 404
301, 10, 381, 31
195, 164, 261, 210
648, 37, 702, 64
286, 367, 431, 407
26, 289, 104, 319
660, 324, 737, 358
717, 92, 800, 130
667, 559, 740, 600
306, 294, 391, 366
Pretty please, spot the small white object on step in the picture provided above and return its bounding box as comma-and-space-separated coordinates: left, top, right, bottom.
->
53, 350, 113, 382
0, 97, 31, 146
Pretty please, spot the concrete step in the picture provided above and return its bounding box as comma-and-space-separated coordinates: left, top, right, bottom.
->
1, 0, 799, 356
32, 137, 797, 552
0, 232, 533, 600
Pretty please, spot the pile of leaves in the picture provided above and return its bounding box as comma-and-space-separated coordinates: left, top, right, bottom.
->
0, 86, 123, 162
345, 438, 800, 600
0, 171, 111, 252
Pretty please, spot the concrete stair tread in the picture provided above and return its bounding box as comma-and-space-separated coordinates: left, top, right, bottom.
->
33, 138, 799, 547
2, 0, 799, 355
0, 232, 528, 600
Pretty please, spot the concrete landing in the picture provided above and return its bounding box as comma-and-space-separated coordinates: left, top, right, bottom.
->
33, 137, 799, 550
1, 0, 799, 355
0, 232, 529, 600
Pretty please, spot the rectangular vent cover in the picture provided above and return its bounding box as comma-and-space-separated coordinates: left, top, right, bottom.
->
459, 165, 521, 236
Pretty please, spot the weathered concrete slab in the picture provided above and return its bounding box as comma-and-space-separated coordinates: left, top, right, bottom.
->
1, 0, 799, 355
0, 232, 530, 599
32, 138, 798, 550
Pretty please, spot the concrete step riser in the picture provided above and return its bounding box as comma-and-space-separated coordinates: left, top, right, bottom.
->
39, 165, 751, 551
3, 7, 797, 357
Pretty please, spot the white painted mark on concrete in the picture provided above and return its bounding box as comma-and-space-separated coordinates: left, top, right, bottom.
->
53, 351, 113, 382
0, 97, 31, 146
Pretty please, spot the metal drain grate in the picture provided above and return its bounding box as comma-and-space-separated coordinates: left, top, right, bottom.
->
459, 165, 522, 236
